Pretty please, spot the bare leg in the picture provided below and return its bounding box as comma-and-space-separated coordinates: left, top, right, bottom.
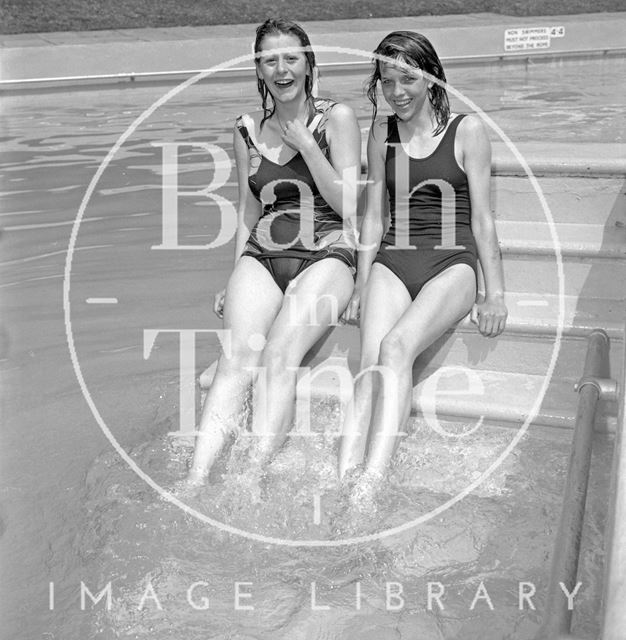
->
247, 258, 354, 468
186, 257, 283, 485
365, 264, 476, 477
338, 264, 411, 478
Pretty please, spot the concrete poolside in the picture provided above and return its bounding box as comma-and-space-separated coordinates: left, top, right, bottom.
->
1, 11, 625, 87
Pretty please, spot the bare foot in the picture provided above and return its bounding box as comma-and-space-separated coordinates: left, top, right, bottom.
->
350, 469, 385, 515
183, 468, 207, 489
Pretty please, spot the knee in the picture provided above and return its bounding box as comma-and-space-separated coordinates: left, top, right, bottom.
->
359, 343, 380, 370
378, 331, 411, 369
259, 339, 294, 375
220, 339, 259, 372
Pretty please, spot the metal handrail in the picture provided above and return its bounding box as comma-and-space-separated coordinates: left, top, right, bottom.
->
600, 320, 626, 639
535, 329, 617, 640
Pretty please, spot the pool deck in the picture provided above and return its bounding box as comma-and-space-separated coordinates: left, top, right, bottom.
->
1, 11, 625, 87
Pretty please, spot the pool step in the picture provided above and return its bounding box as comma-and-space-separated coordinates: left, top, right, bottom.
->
491, 141, 625, 179
503, 221, 626, 257
414, 330, 622, 381
199, 353, 588, 431
199, 319, 622, 432
492, 175, 625, 225
301, 321, 622, 388
301, 353, 616, 432
380, 220, 626, 259
495, 220, 626, 258
499, 255, 626, 299
299, 293, 623, 370
462, 291, 625, 339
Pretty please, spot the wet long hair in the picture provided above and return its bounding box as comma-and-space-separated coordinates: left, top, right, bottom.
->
254, 18, 317, 129
366, 31, 450, 135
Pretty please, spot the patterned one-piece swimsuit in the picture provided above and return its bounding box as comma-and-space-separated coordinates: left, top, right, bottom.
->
237, 97, 356, 292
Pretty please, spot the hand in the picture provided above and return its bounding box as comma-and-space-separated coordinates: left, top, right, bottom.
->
341, 289, 362, 325
280, 118, 316, 154
471, 295, 507, 337
213, 288, 226, 319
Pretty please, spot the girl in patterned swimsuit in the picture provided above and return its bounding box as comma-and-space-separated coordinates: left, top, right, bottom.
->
187, 19, 361, 485
339, 31, 508, 483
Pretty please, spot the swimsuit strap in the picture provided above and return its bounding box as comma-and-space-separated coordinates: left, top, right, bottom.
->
310, 97, 337, 156
235, 114, 258, 151
385, 115, 400, 144
438, 113, 466, 150
312, 97, 336, 127
421, 113, 466, 163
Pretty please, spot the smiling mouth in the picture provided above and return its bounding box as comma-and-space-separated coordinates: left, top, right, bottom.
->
274, 79, 295, 88
394, 99, 412, 108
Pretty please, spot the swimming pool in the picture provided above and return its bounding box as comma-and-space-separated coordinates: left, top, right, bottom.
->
1, 55, 623, 639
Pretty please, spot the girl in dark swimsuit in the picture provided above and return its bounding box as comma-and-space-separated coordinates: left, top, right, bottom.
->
187, 19, 360, 485
339, 31, 507, 484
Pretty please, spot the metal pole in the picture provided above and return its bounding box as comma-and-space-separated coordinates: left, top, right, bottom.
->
535, 329, 611, 640
601, 322, 626, 640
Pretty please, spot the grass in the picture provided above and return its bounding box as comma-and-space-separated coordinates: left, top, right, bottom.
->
0, 0, 623, 34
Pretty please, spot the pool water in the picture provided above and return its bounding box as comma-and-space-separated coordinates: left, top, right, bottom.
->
46, 410, 613, 639
1, 56, 622, 639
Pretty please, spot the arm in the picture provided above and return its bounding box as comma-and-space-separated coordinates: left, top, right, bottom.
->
355, 119, 388, 290
232, 122, 262, 262
214, 123, 262, 318
461, 115, 507, 337
281, 103, 362, 218
343, 119, 388, 323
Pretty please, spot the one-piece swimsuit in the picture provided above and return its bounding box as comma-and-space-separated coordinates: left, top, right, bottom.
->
237, 97, 356, 292
373, 113, 478, 299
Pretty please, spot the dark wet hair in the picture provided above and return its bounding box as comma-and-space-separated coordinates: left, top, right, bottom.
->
254, 18, 317, 129
366, 31, 450, 135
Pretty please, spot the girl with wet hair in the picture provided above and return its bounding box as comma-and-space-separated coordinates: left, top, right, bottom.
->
365, 30, 450, 134
339, 31, 507, 488
253, 17, 318, 127
187, 18, 361, 485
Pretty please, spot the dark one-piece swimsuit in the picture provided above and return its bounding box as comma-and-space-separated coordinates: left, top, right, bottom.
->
373, 113, 478, 299
237, 98, 357, 292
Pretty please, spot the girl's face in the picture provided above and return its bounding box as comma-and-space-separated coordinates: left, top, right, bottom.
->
380, 61, 432, 121
257, 33, 310, 105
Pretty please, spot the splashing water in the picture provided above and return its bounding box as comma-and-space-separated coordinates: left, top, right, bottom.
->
45, 395, 609, 640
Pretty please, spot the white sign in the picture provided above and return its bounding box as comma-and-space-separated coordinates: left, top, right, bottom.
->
504, 26, 565, 52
